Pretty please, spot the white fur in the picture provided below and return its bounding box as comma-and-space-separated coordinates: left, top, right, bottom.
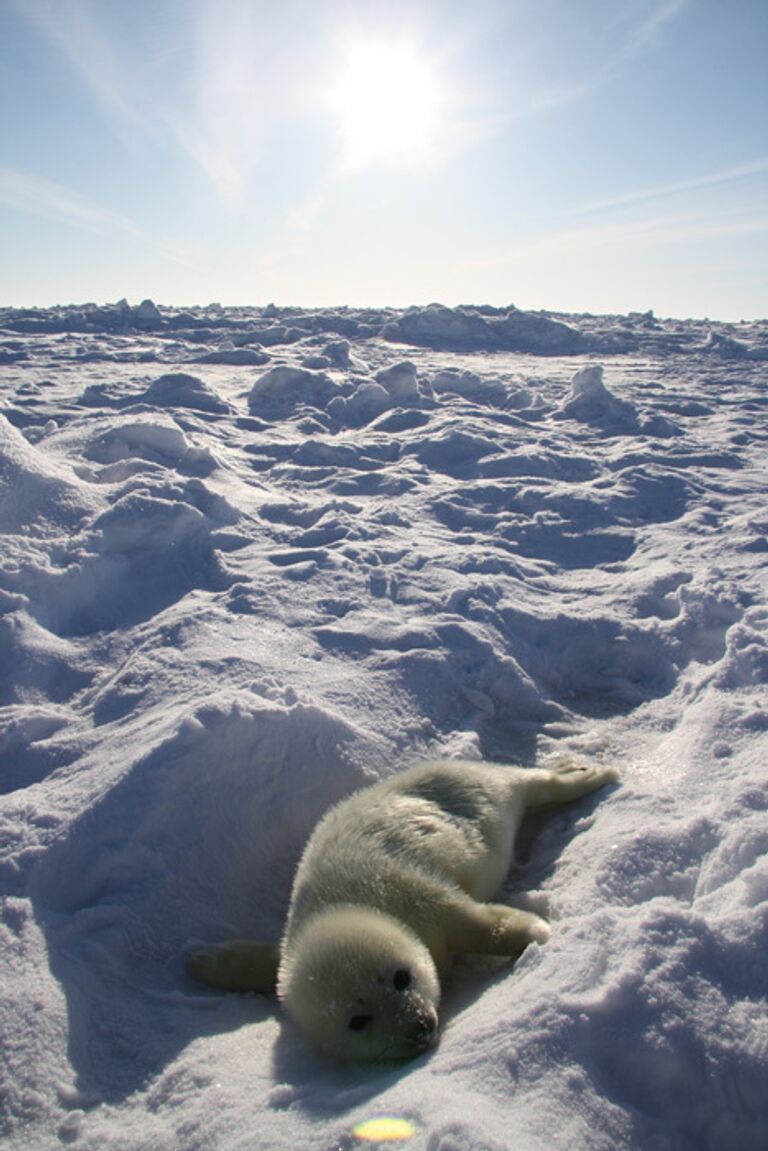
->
274, 757, 618, 1060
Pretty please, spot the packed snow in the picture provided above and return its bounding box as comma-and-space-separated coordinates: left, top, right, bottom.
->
1, 301, 766, 1151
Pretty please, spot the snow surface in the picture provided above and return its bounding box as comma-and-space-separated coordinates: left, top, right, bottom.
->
1, 301, 766, 1151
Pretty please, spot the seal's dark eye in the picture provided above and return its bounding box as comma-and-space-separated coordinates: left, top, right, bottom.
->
348, 1014, 373, 1031
393, 968, 411, 991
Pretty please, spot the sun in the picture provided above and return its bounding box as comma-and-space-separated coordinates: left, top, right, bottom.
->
330, 37, 443, 169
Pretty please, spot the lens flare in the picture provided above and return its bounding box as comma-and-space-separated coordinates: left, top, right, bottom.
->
353, 1116, 415, 1142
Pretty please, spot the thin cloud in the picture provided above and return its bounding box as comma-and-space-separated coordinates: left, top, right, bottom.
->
169, 118, 248, 211
628, 0, 690, 53
0, 166, 144, 237
575, 157, 768, 216
12, 0, 248, 205
160, 0, 277, 210
0, 166, 195, 267
13, 0, 157, 156
469, 207, 768, 270
534, 0, 689, 112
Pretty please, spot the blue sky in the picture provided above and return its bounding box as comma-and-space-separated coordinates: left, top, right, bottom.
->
1, 0, 766, 319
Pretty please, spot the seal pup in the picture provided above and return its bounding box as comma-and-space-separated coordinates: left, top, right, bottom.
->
187, 757, 618, 1061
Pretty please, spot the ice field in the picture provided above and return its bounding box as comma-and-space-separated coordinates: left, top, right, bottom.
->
1, 300, 766, 1150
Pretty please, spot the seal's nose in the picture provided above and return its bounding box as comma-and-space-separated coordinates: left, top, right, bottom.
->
405, 1006, 438, 1047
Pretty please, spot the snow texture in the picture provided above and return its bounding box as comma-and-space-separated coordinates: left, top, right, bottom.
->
1, 300, 767, 1151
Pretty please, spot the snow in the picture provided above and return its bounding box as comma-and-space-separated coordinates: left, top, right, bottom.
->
0, 300, 766, 1151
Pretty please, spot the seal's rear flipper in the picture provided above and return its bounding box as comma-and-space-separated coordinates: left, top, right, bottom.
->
522, 760, 620, 809
186, 940, 279, 993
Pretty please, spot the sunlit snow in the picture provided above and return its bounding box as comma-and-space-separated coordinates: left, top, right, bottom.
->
1, 300, 766, 1151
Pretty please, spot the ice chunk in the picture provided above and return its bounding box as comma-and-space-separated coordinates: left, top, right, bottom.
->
558, 365, 639, 428
144, 372, 231, 413
248, 365, 337, 417
375, 361, 421, 404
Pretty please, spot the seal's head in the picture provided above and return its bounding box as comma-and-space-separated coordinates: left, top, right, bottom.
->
277, 906, 441, 1061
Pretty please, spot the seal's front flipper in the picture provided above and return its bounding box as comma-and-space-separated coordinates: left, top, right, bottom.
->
446, 901, 550, 960
186, 940, 280, 993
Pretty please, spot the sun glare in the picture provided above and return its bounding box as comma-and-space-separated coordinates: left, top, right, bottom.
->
331, 38, 442, 169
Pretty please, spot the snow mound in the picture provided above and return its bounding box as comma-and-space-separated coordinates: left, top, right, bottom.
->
342, 380, 392, 424
323, 338, 367, 370
192, 348, 270, 367
557, 365, 679, 436
80, 372, 232, 414
385, 303, 586, 353
30, 698, 381, 1098
248, 365, 338, 418
27, 489, 233, 636
430, 367, 508, 406
143, 372, 233, 412
374, 360, 422, 404
134, 298, 163, 327
559, 364, 638, 424
83, 415, 217, 477
0, 414, 101, 532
